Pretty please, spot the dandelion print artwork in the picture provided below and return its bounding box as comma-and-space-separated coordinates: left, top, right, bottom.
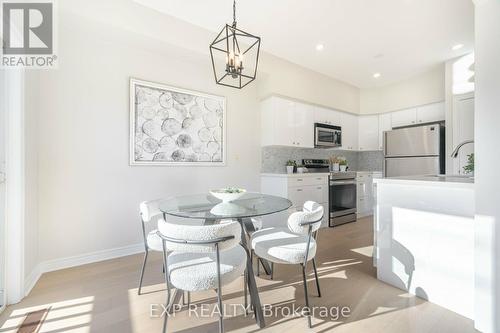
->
130, 79, 226, 165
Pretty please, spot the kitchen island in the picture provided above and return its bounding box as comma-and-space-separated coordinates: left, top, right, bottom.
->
373, 175, 474, 319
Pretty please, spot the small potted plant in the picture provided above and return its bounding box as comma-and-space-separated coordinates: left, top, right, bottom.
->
339, 159, 348, 172
463, 153, 474, 175
286, 160, 297, 174
329, 156, 340, 172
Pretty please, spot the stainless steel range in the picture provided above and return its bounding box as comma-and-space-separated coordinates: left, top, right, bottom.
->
329, 171, 357, 226
302, 159, 357, 227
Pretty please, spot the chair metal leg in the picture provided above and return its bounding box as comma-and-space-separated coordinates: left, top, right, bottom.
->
215, 245, 224, 333
270, 262, 274, 280
257, 257, 260, 276
138, 250, 149, 295
301, 264, 312, 328
161, 240, 171, 333
244, 269, 248, 315
312, 258, 321, 297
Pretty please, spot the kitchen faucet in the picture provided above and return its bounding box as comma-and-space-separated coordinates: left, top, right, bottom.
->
451, 140, 474, 158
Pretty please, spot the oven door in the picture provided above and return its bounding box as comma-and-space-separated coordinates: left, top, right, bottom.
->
315, 124, 341, 148
329, 180, 357, 224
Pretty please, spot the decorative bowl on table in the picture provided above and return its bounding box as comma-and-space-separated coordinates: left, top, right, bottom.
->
210, 202, 246, 216
209, 187, 247, 203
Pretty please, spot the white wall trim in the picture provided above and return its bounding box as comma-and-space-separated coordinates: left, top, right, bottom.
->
24, 243, 144, 295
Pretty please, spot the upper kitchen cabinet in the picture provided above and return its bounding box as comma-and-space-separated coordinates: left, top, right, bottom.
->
260, 96, 314, 148
378, 113, 392, 150
358, 115, 379, 151
313, 106, 341, 126
416, 102, 445, 124
340, 112, 358, 150
391, 107, 417, 128
391, 102, 445, 128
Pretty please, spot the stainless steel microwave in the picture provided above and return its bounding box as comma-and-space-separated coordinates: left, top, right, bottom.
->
314, 123, 342, 148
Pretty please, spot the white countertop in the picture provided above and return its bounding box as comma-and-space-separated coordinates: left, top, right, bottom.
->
261, 171, 382, 177
374, 174, 474, 189
260, 172, 330, 178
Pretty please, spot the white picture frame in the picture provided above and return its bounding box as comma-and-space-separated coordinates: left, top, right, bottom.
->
130, 78, 226, 166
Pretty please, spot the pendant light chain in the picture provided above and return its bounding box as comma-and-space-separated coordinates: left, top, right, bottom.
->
232, 0, 237, 28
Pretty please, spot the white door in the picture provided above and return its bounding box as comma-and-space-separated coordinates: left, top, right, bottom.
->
358, 115, 379, 151
378, 113, 392, 150
416, 102, 445, 124
391, 108, 417, 128
452, 94, 474, 174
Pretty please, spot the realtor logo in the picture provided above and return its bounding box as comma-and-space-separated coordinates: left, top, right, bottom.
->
1, 0, 58, 68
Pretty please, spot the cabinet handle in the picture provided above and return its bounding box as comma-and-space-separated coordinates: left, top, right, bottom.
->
297, 189, 303, 192
317, 187, 322, 189
316, 178, 322, 180
297, 179, 303, 181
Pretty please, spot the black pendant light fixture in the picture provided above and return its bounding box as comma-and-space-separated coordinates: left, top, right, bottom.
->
209, 0, 261, 89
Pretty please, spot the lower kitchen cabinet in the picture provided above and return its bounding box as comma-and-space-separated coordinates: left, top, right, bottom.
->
261, 173, 329, 228
356, 171, 382, 217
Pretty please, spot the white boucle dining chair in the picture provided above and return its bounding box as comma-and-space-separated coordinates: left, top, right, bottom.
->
138, 200, 164, 295
250, 201, 324, 328
157, 219, 247, 333
139, 200, 203, 296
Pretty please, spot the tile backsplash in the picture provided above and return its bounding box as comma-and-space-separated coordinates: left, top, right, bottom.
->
261, 146, 383, 173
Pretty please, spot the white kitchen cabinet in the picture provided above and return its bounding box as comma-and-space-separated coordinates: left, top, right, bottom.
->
340, 112, 358, 150
358, 115, 379, 151
416, 102, 445, 124
261, 96, 314, 148
313, 106, 341, 126
356, 171, 382, 217
261, 173, 329, 228
294, 103, 315, 148
391, 108, 417, 128
378, 113, 392, 150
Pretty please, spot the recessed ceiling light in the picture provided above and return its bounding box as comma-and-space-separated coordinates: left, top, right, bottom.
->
452, 44, 464, 51
373, 73, 381, 78
315, 44, 324, 51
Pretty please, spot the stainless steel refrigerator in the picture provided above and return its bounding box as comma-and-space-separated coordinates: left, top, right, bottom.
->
383, 123, 445, 177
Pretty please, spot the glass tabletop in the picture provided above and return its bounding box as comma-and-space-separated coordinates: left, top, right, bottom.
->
159, 192, 292, 220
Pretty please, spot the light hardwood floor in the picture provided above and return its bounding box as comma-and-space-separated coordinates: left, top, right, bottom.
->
0, 217, 478, 333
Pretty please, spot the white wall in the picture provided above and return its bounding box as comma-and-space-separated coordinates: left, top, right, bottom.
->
359, 65, 445, 114
24, 73, 39, 285
31, 14, 262, 263
258, 55, 360, 113
473, 1, 500, 332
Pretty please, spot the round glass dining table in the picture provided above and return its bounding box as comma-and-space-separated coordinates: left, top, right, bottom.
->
159, 192, 292, 221
159, 192, 292, 328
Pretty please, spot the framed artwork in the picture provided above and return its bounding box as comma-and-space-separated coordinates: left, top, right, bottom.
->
130, 78, 226, 166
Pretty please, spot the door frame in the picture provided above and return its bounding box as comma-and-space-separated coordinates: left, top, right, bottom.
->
2, 68, 26, 306
452, 92, 475, 175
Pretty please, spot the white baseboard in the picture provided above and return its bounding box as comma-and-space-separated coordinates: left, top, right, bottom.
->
24, 264, 42, 297
24, 243, 144, 296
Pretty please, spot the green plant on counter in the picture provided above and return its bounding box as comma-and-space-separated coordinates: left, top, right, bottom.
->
286, 160, 297, 167
463, 153, 474, 174
339, 159, 348, 166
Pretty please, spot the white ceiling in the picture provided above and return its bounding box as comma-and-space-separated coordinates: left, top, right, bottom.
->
134, 0, 474, 88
